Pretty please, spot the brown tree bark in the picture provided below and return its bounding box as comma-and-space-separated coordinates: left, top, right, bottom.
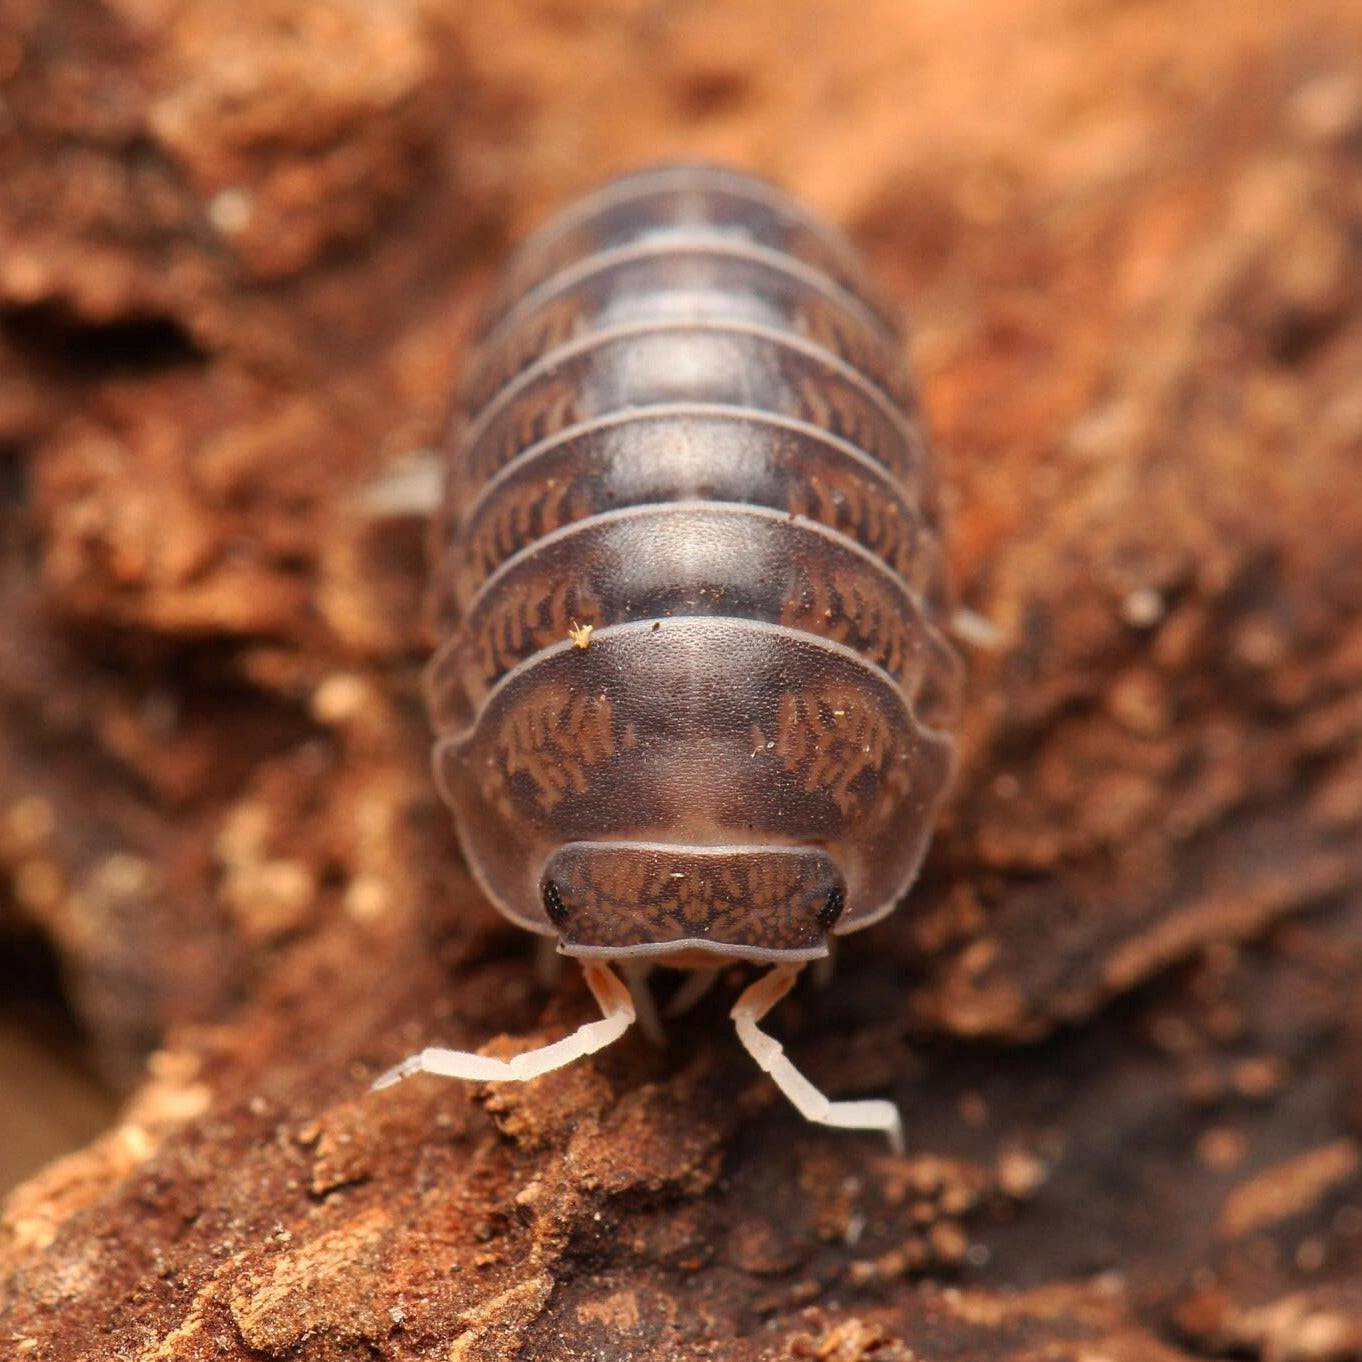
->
2, 1, 1361, 1358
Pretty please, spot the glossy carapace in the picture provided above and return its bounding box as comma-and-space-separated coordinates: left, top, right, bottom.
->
377, 165, 962, 1149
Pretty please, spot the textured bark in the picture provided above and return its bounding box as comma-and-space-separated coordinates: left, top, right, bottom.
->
2, 1, 1361, 1358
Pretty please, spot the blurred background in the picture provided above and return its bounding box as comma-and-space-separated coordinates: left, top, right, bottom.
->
2, 0, 1360, 1205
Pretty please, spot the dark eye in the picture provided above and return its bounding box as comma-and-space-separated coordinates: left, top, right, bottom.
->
816, 885, 845, 928
541, 879, 571, 926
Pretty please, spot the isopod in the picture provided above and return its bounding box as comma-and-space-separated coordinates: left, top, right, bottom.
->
375, 164, 962, 1150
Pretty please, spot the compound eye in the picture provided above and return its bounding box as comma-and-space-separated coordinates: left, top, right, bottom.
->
541, 878, 571, 927
815, 885, 846, 929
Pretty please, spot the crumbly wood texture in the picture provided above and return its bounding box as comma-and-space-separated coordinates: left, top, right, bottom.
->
2, 1, 1361, 1358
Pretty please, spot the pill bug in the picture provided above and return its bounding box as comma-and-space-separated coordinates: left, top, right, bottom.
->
376, 164, 962, 1149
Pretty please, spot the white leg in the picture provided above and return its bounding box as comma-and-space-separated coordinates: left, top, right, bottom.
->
665, 967, 720, 1017
372, 963, 635, 1089
534, 935, 563, 990
731, 966, 904, 1155
810, 936, 838, 991
355, 448, 445, 518
622, 962, 665, 1046
948, 605, 1002, 650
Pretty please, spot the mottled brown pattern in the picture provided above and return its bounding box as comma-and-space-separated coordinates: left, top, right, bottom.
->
775, 684, 913, 821
544, 843, 843, 956
793, 290, 914, 405
498, 686, 618, 814
462, 239, 912, 418
426, 504, 954, 734
458, 291, 593, 417
437, 409, 940, 625
477, 165, 900, 338
428, 166, 959, 957
433, 621, 954, 945
454, 322, 925, 497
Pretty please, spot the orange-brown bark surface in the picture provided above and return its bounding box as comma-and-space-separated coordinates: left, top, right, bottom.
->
2, 1, 1361, 1358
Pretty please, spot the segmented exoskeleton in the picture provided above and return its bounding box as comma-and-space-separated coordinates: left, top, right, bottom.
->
376, 165, 962, 1149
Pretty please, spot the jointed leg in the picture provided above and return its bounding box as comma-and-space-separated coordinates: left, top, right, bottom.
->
372, 962, 636, 1089
621, 961, 665, 1045
534, 935, 563, 990
665, 966, 720, 1018
731, 965, 905, 1154
810, 936, 838, 991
